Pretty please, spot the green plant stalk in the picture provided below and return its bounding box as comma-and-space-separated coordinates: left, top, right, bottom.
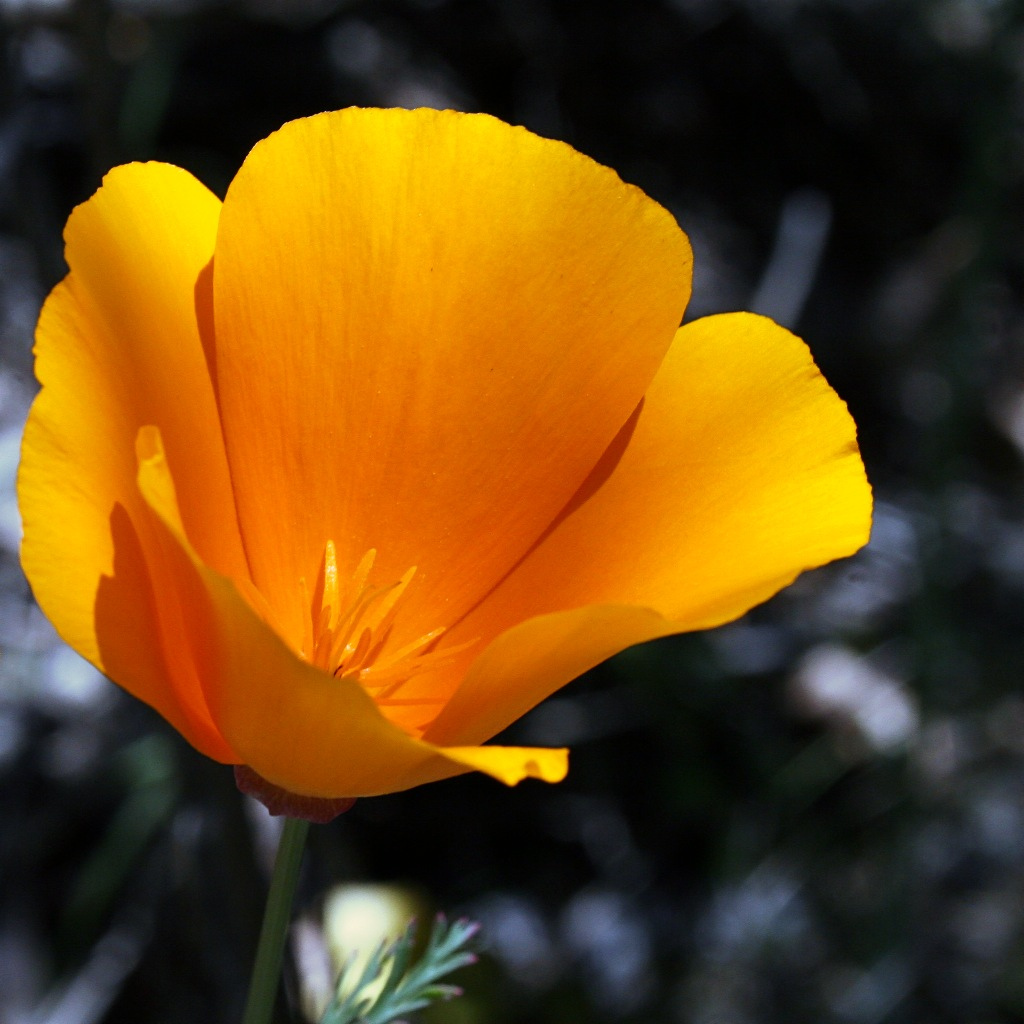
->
242, 816, 310, 1024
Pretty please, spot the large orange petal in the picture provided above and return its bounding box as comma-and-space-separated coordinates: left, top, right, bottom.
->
136, 426, 567, 797
211, 107, 692, 649
425, 313, 871, 746
18, 163, 246, 761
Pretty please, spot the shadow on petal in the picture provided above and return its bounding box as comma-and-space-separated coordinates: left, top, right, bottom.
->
96, 502, 236, 763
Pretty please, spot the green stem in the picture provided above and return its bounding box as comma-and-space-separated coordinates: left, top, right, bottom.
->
242, 816, 310, 1024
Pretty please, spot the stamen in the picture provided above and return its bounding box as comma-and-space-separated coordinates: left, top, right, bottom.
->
302, 542, 477, 730
323, 580, 395, 669
344, 627, 374, 672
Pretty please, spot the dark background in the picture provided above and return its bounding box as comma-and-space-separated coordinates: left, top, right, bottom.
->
3, 0, 1024, 1021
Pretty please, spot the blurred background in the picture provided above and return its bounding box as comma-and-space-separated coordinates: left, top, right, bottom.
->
1, 0, 1023, 1021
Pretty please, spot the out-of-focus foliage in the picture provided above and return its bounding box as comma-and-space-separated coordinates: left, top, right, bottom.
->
1, 0, 1023, 1022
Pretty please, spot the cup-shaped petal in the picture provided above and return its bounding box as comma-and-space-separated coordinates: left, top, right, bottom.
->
425, 313, 871, 746
210, 108, 693, 650
19, 163, 246, 761
136, 425, 566, 797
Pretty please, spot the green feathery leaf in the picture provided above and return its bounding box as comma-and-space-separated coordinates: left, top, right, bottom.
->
319, 915, 479, 1024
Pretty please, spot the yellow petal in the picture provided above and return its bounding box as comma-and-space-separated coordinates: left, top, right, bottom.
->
136, 426, 567, 797
438, 745, 568, 785
211, 107, 692, 649
426, 313, 871, 745
19, 162, 245, 761
423, 606, 676, 747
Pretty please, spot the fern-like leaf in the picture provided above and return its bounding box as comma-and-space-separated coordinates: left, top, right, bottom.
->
319, 915, 479, 1024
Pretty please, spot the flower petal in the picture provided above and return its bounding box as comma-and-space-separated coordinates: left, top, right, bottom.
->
211, 107, 692, 648
425, 312, 871, 745
426, 605, 680, 747
19, 162, 245, 760
136, 426, 567, 797
437, 745, 568, 786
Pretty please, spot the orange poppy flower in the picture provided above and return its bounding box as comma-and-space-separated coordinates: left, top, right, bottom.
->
18, 108, 870, 817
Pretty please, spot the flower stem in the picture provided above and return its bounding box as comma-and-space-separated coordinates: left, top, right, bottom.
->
242, 816, 310, 1024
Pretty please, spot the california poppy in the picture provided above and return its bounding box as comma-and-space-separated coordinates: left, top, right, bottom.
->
18, 108, 870, 817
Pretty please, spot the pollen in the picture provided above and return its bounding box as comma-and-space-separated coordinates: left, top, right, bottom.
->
299, 541, 473, 728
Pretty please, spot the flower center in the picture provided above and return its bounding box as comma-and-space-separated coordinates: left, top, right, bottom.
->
299, 541, 471, 731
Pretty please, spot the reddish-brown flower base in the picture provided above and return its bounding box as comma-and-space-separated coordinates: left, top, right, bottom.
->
234, 765, 357, 823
